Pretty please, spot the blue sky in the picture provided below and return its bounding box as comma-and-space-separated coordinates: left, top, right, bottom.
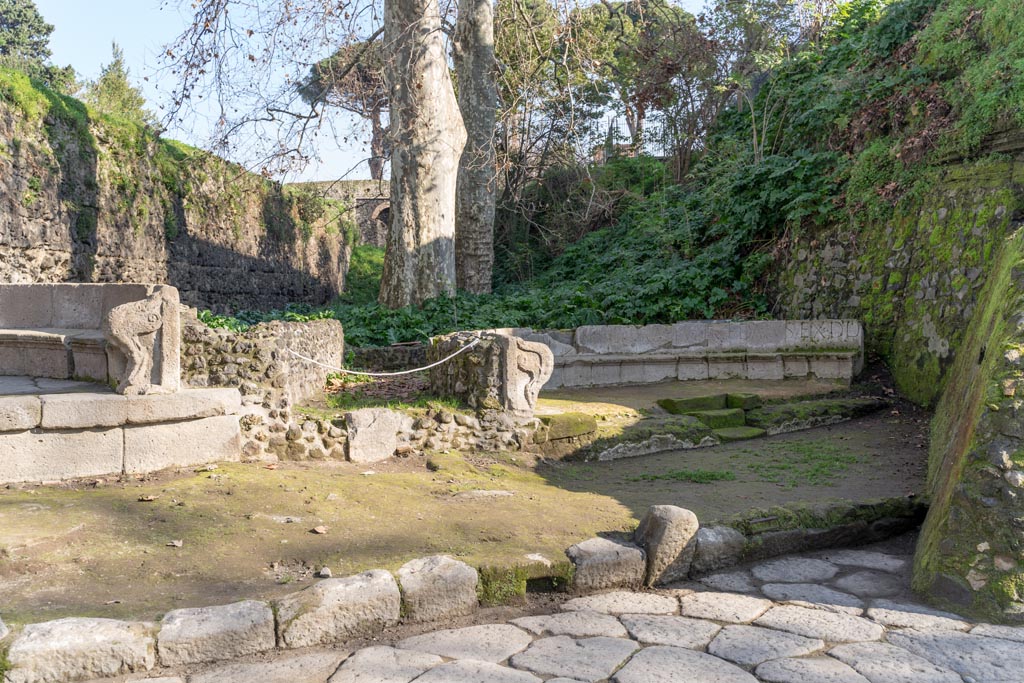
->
33, 0, 707, 181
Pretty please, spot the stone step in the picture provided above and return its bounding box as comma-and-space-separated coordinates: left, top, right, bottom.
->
688, 408, 745, 429
713, 426, 767, 442
657, 394, 728, 414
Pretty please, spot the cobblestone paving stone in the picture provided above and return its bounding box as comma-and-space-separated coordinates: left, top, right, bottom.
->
22, 540, 1024, 683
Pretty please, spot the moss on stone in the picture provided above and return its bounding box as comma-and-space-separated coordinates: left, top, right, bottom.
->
540, 413, 598, 440
477, 565, 529, 606
657, 395, 727, 414
714, 426, 767, 442
688, 408, 746, 429
744, 398, 886, 431
727, 393, 762, 410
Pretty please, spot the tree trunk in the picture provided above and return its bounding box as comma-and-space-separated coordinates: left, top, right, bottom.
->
453, 0, 497, 294
368, 102, 387, 182
378, 0, 467, 308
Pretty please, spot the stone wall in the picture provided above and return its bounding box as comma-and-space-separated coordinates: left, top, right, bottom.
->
289, 179, 390, 247
179, 310, 343, 460
0, 89, 352, 313
772, 154, 1024, 622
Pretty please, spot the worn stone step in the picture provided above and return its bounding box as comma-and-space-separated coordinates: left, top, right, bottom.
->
713, 426, 767, 442
688, 408, 745, 429
656, 394, 727, 414
726, 393, 762, 410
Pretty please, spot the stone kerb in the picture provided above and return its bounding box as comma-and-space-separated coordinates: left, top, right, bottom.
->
498, 320, 863, 389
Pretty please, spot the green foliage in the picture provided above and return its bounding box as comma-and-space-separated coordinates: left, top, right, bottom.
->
477, 565, 529, 606
341, 245, 384, 305
81, 43, 154, 127
0, 0, 74, 92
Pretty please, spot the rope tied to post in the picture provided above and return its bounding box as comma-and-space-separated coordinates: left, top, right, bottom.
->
286, 334, 482, 378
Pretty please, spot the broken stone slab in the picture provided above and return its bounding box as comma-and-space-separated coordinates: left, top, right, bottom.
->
191, 651, 348, 683
886, 628, 1024, 683
619, 614, 721, 649
416, 659, 542, 683
634, 505, 699, 586
754, 656, 869, 683
754, 605, 884, 642
749, 557, 839, 583
828, 641, 963, 683
511, 610, 628, 638
612, 645, 757, 683
509, 635, 640, 682
397, 555, 478, 623
345, 408, 414, 462
0, 395, 41, 431
5, 617, 156, 683
561, 591, 678, 615
397, 624, 533, 663
157, 599, 275, 666
565, 537, 645, 592
708, 624, 824, 667
276, 570, 401, 648
690, 525, 746, 575
329, 646, 443, 683
678, 591, 773, 623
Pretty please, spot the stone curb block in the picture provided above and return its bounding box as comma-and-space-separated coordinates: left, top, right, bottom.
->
157, 599, 275, 666
635, 505, 699, 586
397, 555, 479, 623
275, 569, 401, 649
566, 537, 646, 592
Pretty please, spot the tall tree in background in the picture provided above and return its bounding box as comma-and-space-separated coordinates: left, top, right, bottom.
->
0, 0, 74, 91
82, 43, 155, 126
378, 0, 467, 307
300, 38, 390, 181
453, 0, 498, 294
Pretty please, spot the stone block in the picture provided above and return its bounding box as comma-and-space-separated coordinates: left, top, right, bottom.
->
397, 555, 479, 623
671, 322, 708, 349
0, 428, 124, 483
126, 388, 242, 425
0, 395, 41, 431
0, 284, 54, 327
575, 324, 674, 354
345, 408, 414, 463
589, 361, 623, 386
51, 284, 104, 328
68, 335, 109, 382
782, 354, 810, 378
707, 322, 746, 351
689, 408, 745, 429
690, 525, 747, 576
745, 354, 785, 380
546, 366, 565, 389
635, 505, 700, 586
677, 357, 709, 380
565, 537, 645, 592
560, 360, 594, 387
123, 415, 241, 473
784, 319, 862, 350
276, 570, 401, 648
809, 354, 854, 380
708, 354, 746, 379
0, 334, 71, 379
620, 358, 677, 384
726, 393, 762, 410
714, 426, 766, 442
5, 617, 156, 683
193, 652, 347, 683
744, 321, 786, 351
39, 392, 128, 429
541, 412, 598, 440
157, 600, 275, 666
657, 395, 727, 414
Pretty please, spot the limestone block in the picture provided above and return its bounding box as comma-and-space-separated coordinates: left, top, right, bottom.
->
39, 392, 128, 429
0, 395, 41, 431
589, 362, 623, 386
397, 555, 479, 623
782, 354, 810, 378
345, 408, 414, 463
51, 285, 104, 328
502, 335, 555, 417
707, 354, 746, 379
5, 617, 156, 683
672, 321, 708, 349
123, 414, 241, 473
746, 354, 785, 380
0, 427, 123, 483
560, 361, 593, 387
809, 354, 854, 380
546, 366, 565, 389
677, 357, 709, 381
68, 335, 109, 381
707, 322, 746, 351
565, 537, 645, 591
690, 525, 747, 576
103, 286, 181, 395
620, 358, 678, 384
575, 324, 675, 354
276, 570, 401, 648
0, 284, 54, 327
157, 600, 275, 666
635, 505, 700, 586
744, 321, 786, 351
784, 320, 862, 351
516, 329, 577, 357
0, 334, 71, 379
126, 388, 242, 425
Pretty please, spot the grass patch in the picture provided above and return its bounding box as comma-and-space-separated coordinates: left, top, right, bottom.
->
340, 245, 384, 305
323, 391, 461, 413
738, 440, 861, 487
628, 469, 736, 484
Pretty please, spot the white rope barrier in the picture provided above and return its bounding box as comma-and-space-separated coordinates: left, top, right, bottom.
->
286, 336, 482, 378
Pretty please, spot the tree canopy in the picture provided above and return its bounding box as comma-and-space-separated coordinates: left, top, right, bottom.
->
0, 0, 74, 91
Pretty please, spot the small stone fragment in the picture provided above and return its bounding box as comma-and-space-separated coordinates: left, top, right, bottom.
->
634, 505, 700, 586
678, 591, 772, 623
708, 624, 824, 667
397, 555, 478, 623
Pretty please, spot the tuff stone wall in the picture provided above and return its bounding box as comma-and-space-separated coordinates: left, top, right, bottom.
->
0, 94, 351, 313
179, 310, 344, 460
772, 154, 1024, 622
289, 179, 390, 247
